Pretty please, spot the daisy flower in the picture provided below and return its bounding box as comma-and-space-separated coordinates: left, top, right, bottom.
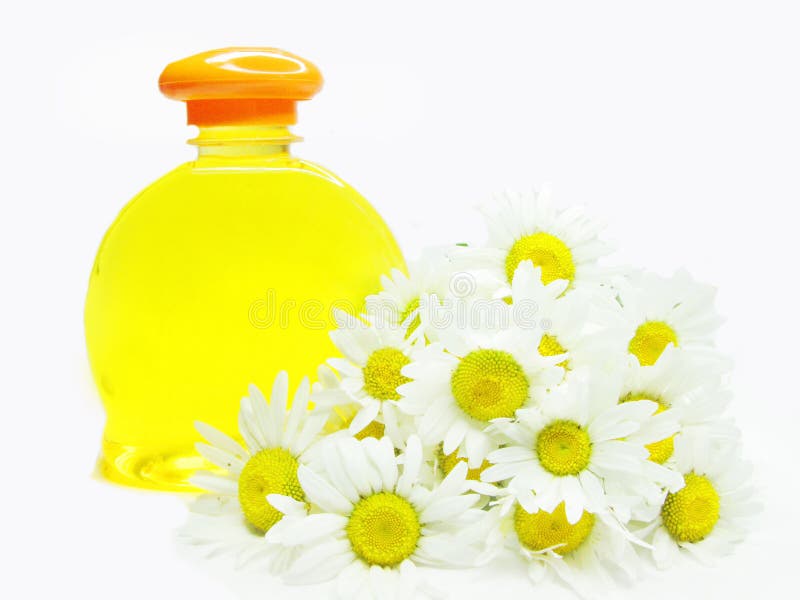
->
621, 344, 735, 468
312, 364, 399, 443
638, 434, 757, 568
322, 309, 419, 448
490, 493, 642, 599
397, 306, 564, 468
482, 373, 679, 523
180, 372, 326, 568
468, 187, 610, 291
617, 269, 724, 366
508, 261, 628, 375
265, 435, 488, 599
366, 246, 474, 339
433, 444, 498, 497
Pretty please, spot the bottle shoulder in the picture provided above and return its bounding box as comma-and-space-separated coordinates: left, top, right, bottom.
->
117, 155, 380, 218
168, 156, 353, 186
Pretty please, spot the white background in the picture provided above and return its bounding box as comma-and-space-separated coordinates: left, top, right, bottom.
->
1, 1, 798, 598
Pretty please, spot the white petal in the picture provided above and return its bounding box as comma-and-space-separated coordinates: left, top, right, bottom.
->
323, 441, 361, 503
292, 413, 328, 455
561, 477, 587, 524
487, 446, 534, 464
336, 560, 369, 599
339, 437, 379, 497
577, 470, 605, 512
269, 375, 289, 442
195, 442, 245, 475
397, 560, 419, 600
415, 532, 478, 567
463, 429, 491, 467
396, 435, 422, 496
442, 419, 468, 456
369, 566, 399, 600
421, 493, 480, 523
426, 461, 468, 505
273, 513, 347, 546
481, 461, 525, 483
267, 493, 307, 517
248, 384, 278, 448
591, 440, 647, 473
366, 436, 398, 490
652, 527, 679, 569
287, 539, 353, 584
238, 398, 265, 451
349, 401, 381, 437
297, 465, 353, 514
194, 421, 248, 458
189, 472, 238, 496
285, 377, 311, 448
527, 560, 548, 584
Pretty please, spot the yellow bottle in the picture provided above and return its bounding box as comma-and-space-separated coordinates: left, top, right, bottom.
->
84, 48, 405, 490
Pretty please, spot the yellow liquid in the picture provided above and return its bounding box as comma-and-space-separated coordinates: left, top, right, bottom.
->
85, 135, 405, 490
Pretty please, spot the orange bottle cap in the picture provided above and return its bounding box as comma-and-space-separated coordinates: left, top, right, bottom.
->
159, 48, 324, 126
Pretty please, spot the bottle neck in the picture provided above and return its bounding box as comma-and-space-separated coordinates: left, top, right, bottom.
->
189, 125, 301, 159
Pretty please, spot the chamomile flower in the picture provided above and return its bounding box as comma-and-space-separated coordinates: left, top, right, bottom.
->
470, 187, 610, 291
638, 435, 757, 568
433, 444, 498, 497
323, 309, 419, 448
617, 269, 724, 366
508, 261, 627, 375
621, 344, 734, 468
180, 372, 326, 568
366, 246, 470, 339
483, 373, 678, 523
491, 493, 642, 599
265, 435, 488, 599
397, 310, 564, 468
313, 364, 396, 443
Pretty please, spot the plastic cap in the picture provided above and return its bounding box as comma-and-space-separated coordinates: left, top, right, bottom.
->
159, 48, 324, 126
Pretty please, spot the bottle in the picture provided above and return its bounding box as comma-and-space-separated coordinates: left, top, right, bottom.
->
84, 48, 406, 490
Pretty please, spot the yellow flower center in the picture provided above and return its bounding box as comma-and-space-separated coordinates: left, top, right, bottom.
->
538, 334, 569, 369
536, 420, 592, 476
238, 448, 303, 532
628, 321, 678, 366
347, 492, 421, 567
451, 349, 529, 421
661, 473, 721, 543
362, 347, 412, 401
438, 445, 491, 481
354, 420, 386, 441
400, 298, 421, 337
505, 232, 576, 285
620, 393, 675, 464
514, 502, 595, 556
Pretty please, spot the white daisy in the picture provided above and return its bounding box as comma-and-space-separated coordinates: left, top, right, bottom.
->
265, 435, 489, 599
621, 344, 736, 468
482, 373, 679, 523
600, 345, 738, 522
432, 443, 499, 497
616, 268, 724, 366
489, 493, 642, 599
180, 372, 327, 569
466, 187, 610, 291
508, 260, 628, 376
312, 364, 397, 443
322, 309, 419, 448
637, 434, 757, 569
397, 307, 564, 468
365, 246, 476, 340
